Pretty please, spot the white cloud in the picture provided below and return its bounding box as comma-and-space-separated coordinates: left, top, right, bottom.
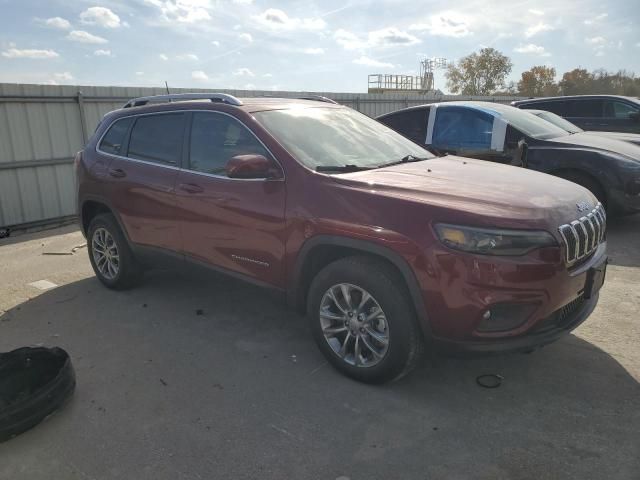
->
177, 53, 199, 60
53, 72, 73, 81
243, 83, 256, 89
159, 53, 169, 60
525, 22, 553, 38
252, 8, 326, 31
94, 49, 113, 56
1, 47, 59, 59
584, 13, 608, 25
80, 7, 121, 28
145, 0, 212, 23
239, 33, 253, 43
43, 17, 71, 29
303, 47, 324, 55
66, 30, 108, 44
232, 0, 253, 4
262, 73, 273, 78
409, 11, 472, 38
192, 70, 209, 81
586, 36, 606, 45
233, 67, 255, 77
335, 27, 420, 50
514, 43, 551, 56
528, 9, 544, 16
353, 56, 394, 68
135, 71, 144, 76
212, 40, 220, 47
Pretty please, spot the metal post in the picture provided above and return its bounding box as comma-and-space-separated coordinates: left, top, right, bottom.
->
76, 90, 88, 144
354, 96, 361, 112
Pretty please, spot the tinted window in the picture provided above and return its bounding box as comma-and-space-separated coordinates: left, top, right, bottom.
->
565, 99, 603, 118
379, 109, 429, 143
128, 113, 185, 165
188, 112, 270, 176
523, 101, 566, 116
432, 107, 493, 150
99, 117, 133, 155
604, 100, 639, 118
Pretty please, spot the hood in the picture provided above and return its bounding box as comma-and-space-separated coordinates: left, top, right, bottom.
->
334, 156, 597, 229
583, 130, 640, 147
545, 132, 640, 161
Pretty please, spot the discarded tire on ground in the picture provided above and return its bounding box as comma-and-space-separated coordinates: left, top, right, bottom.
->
0, 347, 75, 443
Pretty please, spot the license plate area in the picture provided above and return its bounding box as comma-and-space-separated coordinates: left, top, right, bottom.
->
584, 257, 607, 299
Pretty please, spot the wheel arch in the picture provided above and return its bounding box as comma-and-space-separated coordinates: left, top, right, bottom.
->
79, 196, 130, 242
289, 235, 432, 338
548, 167, 608, 204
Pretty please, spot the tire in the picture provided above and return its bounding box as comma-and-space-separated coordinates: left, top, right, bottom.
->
0, 347, 75, 443
87, 213, 142, 290
556, 171, 607, 209
307, 256, 424, 384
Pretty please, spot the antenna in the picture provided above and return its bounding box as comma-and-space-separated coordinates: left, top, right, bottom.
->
164, 81, 170, 95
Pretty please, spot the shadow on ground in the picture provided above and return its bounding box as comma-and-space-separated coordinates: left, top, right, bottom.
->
1, 267, 639, 480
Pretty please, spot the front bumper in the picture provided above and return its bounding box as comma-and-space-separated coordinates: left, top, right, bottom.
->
433, 291, 598, 353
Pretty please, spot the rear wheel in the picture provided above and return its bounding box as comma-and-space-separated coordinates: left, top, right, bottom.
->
307, 256, 424, 384
87, 213, 142, 289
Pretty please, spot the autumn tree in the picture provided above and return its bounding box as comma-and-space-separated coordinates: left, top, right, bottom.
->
517, 66, 559, 96
445, 48, 513, 95
558, 68, 593, 95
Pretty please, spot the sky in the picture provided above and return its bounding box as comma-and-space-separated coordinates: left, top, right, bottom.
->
0, 0, 639, 93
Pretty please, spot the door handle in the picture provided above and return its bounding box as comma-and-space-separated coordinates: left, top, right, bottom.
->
108, 168, 126, 178
178, 183, 204, 194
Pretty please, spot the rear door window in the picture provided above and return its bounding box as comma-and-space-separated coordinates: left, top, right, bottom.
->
379, 109, 429, 144
432, 107, 493, 150
565, 99, 603, 118
188, 112, 271, 177
99, 117, 134, 155
127, 113, 186, 165
524, 101, 566, 116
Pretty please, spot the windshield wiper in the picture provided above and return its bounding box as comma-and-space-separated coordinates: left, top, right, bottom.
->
316, 164, 375, 173
376, 154, 430, 169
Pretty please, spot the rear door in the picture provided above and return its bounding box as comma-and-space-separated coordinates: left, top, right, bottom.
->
564, 98, 605, 130
175, 111, 286, 287
602, 99, 640, 133
100, 112, 186, 252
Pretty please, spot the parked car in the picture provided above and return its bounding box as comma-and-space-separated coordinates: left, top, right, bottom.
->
77, 93, 607, 383
511, 95, 640, 133
377, 101, 640, 215
527, 109, 640, 146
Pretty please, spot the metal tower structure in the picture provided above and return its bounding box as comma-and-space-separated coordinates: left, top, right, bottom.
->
368, 57, 449, 94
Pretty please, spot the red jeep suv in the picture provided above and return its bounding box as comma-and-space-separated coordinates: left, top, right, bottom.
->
76, 93, 608, 383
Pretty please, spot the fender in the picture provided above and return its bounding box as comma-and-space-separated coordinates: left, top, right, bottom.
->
289, 235, 432, 338
79, 194, 132, 243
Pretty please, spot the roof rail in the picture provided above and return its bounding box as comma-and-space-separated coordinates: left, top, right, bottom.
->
123, 93, 243, 108
296, 95, 339, 105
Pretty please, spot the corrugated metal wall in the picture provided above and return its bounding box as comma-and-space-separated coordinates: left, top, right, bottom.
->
0, 82, 524, 229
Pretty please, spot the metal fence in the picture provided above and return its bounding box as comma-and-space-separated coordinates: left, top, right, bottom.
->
0, 82, 524, 230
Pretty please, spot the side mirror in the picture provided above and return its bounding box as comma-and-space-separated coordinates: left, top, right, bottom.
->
511, 139, 528, 168
226, 154, 282, 179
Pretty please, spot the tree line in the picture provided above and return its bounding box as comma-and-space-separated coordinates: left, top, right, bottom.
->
444, 48, 640, 97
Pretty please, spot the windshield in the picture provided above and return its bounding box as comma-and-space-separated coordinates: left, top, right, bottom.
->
531, 110, 583, 134
253, 107, 433, 170
471, 103, 569, 140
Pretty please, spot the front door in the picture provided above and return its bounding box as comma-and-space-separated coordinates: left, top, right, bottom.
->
175, 111, 286, 288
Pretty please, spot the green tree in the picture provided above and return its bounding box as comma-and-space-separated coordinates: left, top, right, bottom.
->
445, 48, 513, 95
558, 68, 593, 95
517, 66, 559, 96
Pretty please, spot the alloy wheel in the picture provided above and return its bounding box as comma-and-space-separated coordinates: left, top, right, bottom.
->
92, 227, 119, 280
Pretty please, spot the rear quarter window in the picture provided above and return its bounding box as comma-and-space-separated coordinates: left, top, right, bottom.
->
98, 117, 134, 155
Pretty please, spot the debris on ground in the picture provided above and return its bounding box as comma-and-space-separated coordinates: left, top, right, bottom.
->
42, 243, 87, 256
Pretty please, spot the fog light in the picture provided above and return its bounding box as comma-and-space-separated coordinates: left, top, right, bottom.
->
477, 303, 538, 333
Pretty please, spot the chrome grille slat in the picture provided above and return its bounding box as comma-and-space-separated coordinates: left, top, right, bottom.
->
558, 202, 606, 266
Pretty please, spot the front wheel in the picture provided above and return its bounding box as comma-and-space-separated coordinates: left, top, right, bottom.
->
307, 256, 424, 384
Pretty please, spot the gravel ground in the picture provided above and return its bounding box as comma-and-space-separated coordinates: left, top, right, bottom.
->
1, 216, 639, 480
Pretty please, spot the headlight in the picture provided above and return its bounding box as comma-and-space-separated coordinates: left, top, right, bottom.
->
434, 223, 557, 256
